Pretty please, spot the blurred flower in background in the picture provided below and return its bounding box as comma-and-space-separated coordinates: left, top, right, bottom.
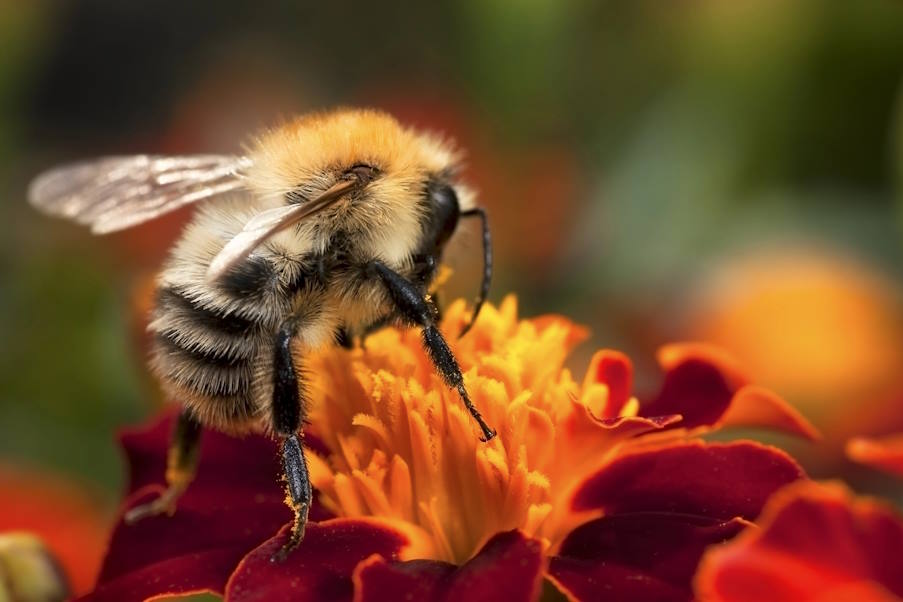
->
696, 480, 903, 602
684, 248, 903, 472
848, 433, 903, 480
0, 466, 108, 596
0, 532, 70, 602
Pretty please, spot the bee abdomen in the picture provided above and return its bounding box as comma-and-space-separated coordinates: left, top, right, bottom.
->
149, 286, 265, 430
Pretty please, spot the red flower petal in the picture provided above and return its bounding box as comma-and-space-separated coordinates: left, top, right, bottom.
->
572, 441, 805, 520
355, 558, 454, 602
79, 547, 250, 602
552, 560, 687, 602
590, 414, 683, 436
585, 350, 633, 419
225, 519, 410, 602
656, 344, 749, 390
847, 434, 903, 478
83, 411, 325, 601
642, 354, 741, 429
548, 514, 749, 602
696, 481, 903, 602
643, 343, 816, 439
353, 530, 544, 602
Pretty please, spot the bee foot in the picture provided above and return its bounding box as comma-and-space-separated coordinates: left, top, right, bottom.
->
270, 504, 308, 562
123, 487, 181, 524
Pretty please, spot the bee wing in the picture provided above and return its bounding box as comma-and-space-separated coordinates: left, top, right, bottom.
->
28, 155, 253, 234
206, 179, 357, 283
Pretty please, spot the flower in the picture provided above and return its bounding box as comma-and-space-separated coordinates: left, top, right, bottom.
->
684, 249, 903, 463
846, 434, 903, 478
0, 465, 109, 597
694, 481, 903, 602
305, 297, 813, 564
0, 532, 70, 601
83, 297, 811, 602
696, 430, 903, 602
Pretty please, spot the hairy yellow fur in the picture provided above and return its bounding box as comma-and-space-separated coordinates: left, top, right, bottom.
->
149, 108, 475, 433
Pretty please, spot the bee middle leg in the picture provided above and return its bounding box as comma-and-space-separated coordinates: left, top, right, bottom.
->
270, 321, 312, 562
366, 260, 496, 442
124, 408, 202, 524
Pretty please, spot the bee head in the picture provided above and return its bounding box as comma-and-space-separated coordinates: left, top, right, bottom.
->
245, 108, 473, 265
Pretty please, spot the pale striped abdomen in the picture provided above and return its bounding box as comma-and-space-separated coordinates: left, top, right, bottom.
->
147, 247, 324, 433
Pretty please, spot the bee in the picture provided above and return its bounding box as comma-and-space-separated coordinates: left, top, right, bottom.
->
28, 108, 495, 559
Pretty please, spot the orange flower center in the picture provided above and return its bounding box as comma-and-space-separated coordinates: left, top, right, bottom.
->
306, 297, 645, 563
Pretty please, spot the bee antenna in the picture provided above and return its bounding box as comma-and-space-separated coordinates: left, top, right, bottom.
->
459, 207, 491, 337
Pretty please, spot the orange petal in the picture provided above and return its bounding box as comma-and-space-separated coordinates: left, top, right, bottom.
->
649, 343, 817, 438
720, 386, 820, 441
583, 350, 633, 419
846, 434, 903, 478
531, 315, 590, 352
0, 466, 109, 597
695, 481, 903, 602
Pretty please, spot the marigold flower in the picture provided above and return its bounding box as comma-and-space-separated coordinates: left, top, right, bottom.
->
305, 297, 812, 565
0, 533, 70, 602
846, 434, 903, 478
685, 249, 903, 460
83, 297, 811, 602
695, 481, 903, 602
0, 466, 109, 597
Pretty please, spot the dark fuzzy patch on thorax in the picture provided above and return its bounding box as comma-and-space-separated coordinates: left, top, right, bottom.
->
218, 255, 279, 299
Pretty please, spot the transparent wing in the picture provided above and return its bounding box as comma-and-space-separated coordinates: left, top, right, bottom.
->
206, 179, 356, 282
28, 155, 253, 234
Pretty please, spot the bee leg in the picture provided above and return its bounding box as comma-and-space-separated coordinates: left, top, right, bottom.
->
366, 260, 496, 442
271, 323, 312, 562
412, 254, 445, 319
335, 326, 354, 349
273, 432, 310, 562
428, 292, 443, 321
124, 409, 202, 523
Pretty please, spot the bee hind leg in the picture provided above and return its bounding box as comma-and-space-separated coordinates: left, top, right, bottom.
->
270, 322, 312, 562
124, 408, 202, 524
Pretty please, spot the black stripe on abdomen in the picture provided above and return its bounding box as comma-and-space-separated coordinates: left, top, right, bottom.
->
150, 286, 263, 424
155, 287, 258, 336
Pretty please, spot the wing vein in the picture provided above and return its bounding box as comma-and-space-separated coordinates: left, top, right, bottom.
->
28, 155, 251, 233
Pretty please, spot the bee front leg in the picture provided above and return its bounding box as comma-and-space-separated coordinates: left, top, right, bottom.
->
366, 260, 496, 442
270, 322, 313, 562
124, 408, 202, 524
335, 326, 354, 349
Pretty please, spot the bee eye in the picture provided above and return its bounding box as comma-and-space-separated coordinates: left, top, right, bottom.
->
346, 163, 378, 185
428, 182, 460, 248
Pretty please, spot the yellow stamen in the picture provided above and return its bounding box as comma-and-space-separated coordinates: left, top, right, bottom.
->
306, 296, 646, 564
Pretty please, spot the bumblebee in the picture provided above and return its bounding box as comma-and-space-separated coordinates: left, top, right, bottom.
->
28, 108, 494, 559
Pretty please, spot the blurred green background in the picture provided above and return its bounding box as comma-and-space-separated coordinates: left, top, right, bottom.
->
2, 0, 903, 529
